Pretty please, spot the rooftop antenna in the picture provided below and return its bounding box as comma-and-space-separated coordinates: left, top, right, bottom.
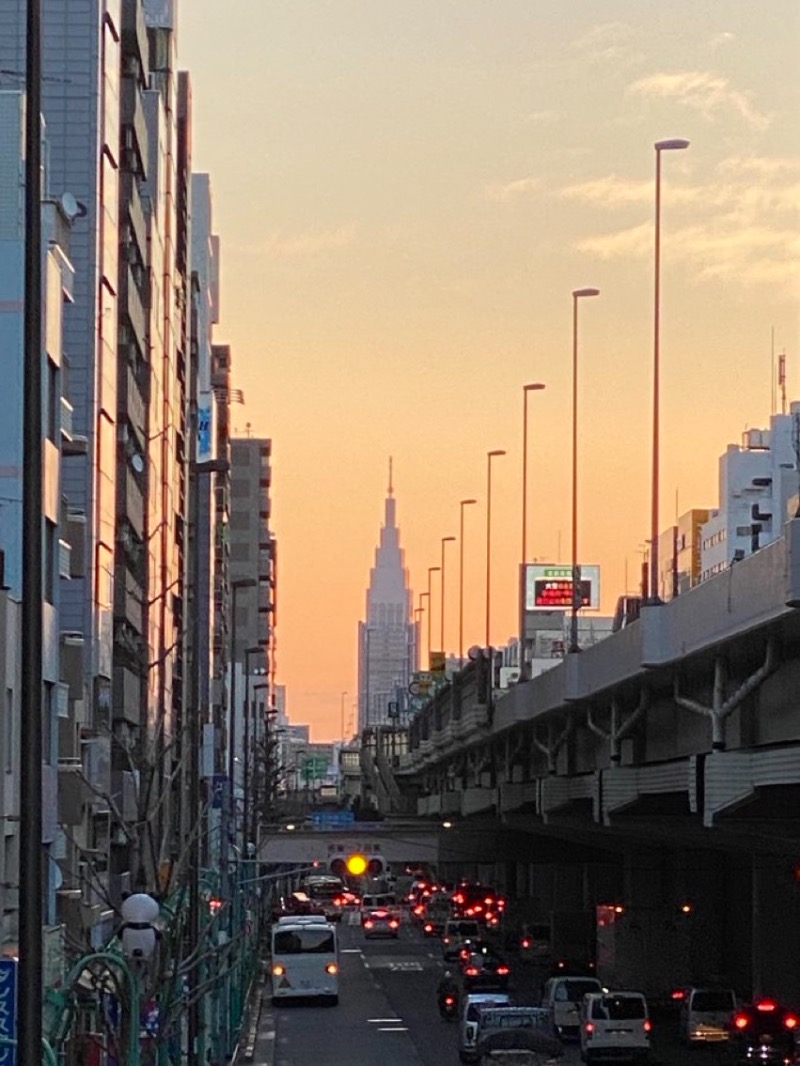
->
779, 351, 788, 416
388, 456, 393, 497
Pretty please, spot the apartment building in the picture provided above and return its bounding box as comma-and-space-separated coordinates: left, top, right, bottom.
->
0, 91, 76, 965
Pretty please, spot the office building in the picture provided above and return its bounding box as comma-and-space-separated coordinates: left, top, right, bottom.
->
0, 91, 76, 960
701, 410, 800, 581
358, 475, 417, 731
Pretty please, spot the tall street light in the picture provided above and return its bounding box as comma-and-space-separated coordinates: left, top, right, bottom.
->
413, 606, 424, 671
570, 288, 600, 654
485, 450, 506, 648
340, 690, 348, 743
650, 137, 690, 605
440, 536, 456, 656
243, 645, 262, 853
426, 566, 440, 668
459, 499, 477, 666
522, 383, 546, 566
224, 578, 256, 891
187, 456, 230, 1066
20, 2, 43, 1060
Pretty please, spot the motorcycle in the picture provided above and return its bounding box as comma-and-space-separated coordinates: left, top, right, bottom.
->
439, 992, 458, 1021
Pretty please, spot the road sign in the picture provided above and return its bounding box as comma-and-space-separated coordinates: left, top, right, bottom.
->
311, 811, 355, 830
301, 756, 328, 783
429, 651, 446, 675
0, 958, 17, 1065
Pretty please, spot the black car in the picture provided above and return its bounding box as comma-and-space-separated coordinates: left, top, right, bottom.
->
460, 951, 511, 992
730, 999, 800, 1064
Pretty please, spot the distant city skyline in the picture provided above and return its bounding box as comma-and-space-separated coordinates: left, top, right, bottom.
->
181, 2, 800, 739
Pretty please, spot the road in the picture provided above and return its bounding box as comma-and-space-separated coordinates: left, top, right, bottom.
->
264, 909, 735, 1065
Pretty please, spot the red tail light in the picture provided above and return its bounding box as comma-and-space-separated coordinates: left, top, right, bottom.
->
364, 920, 374, 929
734, 1014, 750, 1030
756, 1000, 778, 1013
521, 939, 531, 948
465, 967, 479, 976
414, 905, 424, 916
671, 989, 685, 1001
785, 1015, 798, 1030
445, 996, 455, 1006
643, 1020, 652, 1033
389, 920, 399, 929
497, 966, 509, 976
585, 1022, 595, 1036
424, 923, 432, 932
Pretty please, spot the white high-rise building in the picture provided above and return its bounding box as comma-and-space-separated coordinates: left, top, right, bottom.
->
358, 470, 418, 731
700, 406, 800, 581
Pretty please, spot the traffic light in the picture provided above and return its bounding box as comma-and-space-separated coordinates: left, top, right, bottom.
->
346, 854, 368, 877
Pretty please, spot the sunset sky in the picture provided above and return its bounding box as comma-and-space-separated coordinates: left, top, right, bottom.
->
180, 2, 800, 740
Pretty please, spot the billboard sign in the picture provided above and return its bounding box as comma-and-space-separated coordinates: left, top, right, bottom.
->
523, 564, 600, 611
0, 957, 17, 1066
197, 393, 214, 463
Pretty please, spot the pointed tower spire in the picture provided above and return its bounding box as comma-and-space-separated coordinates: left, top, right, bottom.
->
388, 456, 394, 497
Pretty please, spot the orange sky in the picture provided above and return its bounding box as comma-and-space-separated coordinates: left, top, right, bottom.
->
180, 2, 800, 740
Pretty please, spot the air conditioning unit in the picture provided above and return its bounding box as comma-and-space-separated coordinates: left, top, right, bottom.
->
499, 667, 521, 689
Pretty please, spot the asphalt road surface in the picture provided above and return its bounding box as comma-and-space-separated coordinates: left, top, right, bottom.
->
266, 909, 737, 1065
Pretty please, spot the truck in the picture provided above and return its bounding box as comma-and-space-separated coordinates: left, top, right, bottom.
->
595, 905, 691, 1006
517, 911, 595, 969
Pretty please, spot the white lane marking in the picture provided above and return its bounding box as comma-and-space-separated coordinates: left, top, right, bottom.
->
341, 948, 362, 953
377, 1027, 409, 1032
367, 1018, 400, 1023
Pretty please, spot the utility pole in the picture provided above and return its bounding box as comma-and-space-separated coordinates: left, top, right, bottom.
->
20, 3, 44, 1063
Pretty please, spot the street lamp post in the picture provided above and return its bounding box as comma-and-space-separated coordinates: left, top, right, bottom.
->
251, 681, 269, 848
459, 499, 477, 666
522, 383, 546, 565
440, 536, 456, 657
569, 288, 600, 654
187, 457, 229, 1066
243, 645, 262, 855
427, 566, 440, 668
650, 137, 690, 605
485, 450, 506, 648
416, 601, 428, 673
223, 579, 256, 897
340, 690, 348, 743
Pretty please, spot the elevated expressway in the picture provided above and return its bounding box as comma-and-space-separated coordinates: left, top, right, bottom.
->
393, 520, 800, 1001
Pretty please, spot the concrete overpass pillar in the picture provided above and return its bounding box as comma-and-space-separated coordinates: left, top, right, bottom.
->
752, 855, 800, 1002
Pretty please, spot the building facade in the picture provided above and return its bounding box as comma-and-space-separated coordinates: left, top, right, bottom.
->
0, 91, 76, 958
701, 410, 800, 582
358, 478, 417, 731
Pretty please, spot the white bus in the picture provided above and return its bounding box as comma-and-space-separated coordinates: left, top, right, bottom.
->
270, 915, 339, 1005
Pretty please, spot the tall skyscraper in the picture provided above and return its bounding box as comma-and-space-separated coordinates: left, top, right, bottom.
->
358, 466, 417, 731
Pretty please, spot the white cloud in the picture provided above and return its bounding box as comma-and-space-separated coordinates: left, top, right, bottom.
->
629, 70, 770, 131
484, 177, 542, 202
571, 21, 644, 67
709, 31, 736, 50
570, 154, 800, 291
253, 224, 357, 258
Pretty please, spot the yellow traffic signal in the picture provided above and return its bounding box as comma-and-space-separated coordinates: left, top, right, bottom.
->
346, 853, 368, 877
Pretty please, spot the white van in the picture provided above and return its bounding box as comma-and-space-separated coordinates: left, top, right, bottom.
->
457, 991, 512, 1063
580, 990, 651, 1063
541, 975, 602, 1038
679, 986, 736, 1044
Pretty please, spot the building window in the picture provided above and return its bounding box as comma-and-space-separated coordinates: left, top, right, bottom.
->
4, 689, 12, 773
46, 359, 58, 443
42, 682, 53, 765
44, 521, 56, 604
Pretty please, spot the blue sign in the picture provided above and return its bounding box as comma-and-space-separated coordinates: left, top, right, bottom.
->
311, 811, 355, 830
197, 401, 213, 462
0, 958, 18, 1066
